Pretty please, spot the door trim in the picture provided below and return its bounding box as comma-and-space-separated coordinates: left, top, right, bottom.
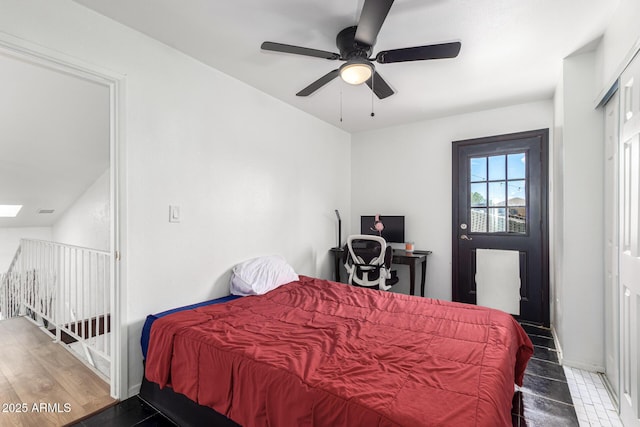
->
451, 129, 550, 325
0, 33, 128, 399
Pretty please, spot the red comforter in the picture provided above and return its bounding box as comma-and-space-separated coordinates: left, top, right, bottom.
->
146, 276, 532, 427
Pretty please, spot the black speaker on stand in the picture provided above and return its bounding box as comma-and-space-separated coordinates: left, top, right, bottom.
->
334, 209, 342, 249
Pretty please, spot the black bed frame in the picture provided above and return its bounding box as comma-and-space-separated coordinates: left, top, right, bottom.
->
139, 374, 240, 427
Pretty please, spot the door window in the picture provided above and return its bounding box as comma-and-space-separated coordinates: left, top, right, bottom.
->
469, 153, 527, 233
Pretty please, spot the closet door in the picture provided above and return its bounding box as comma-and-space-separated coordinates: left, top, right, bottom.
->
620, 53, 640, 427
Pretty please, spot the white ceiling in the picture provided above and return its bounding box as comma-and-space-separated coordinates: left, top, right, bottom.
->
0, 1, 620, 229
0, 53, 110, 228
73, 0, 619, 132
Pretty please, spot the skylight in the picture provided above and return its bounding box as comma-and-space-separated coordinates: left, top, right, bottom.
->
0, 205, 23, 217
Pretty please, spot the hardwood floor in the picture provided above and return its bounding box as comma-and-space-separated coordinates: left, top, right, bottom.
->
0, 316, 115, 427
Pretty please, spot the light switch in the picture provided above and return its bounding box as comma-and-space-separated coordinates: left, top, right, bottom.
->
169, 205, 180, 223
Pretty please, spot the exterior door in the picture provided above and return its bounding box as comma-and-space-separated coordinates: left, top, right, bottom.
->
452, 129, 549, 326
619, 53, 640, 427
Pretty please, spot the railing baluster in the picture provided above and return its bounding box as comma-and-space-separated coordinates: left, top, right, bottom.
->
37, 241, 41, 320
77, 254, 82, 336
105, 254, 109, 355
47, 243, 51, 320
48, 243, 53, 321
67, 246, 71, 329
89, 252, 93, 345
73, 248, 76, 325
93, 253, 98, 351
43, 243, 47, 320
103, 254, 109, 356
56, 245, 62, 343
80, 249, 84, 340
98, 253, 103, 353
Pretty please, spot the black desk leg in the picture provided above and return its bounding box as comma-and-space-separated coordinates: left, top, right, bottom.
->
420, 259, 427, 297
409, 263, 416, 296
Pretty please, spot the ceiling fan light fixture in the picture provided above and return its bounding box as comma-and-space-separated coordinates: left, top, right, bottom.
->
339, 59, 373, 85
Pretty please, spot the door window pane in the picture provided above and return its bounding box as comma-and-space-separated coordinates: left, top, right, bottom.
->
470, 208, 486, 232
470, 183, 487, 207
508, 153, 526, 179
488, 208, 506, 232
489, 182, 506, 206
508, 180, 526, 205
470, 157, 487, 182
508, 207, 527, 232
488, 155, 506, 181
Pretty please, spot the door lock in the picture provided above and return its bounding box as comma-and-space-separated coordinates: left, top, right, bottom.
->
460, 234, 473, 240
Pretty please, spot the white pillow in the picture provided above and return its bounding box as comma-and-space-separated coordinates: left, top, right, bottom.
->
229, 255, 299, 296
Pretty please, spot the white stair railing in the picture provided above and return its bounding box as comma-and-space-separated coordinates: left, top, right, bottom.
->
1, 239, 111, 375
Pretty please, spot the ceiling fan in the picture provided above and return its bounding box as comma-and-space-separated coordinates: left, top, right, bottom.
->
261, 0, 461, 99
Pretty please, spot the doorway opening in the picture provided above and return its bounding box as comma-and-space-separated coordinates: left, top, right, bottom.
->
0, 35, 124, 398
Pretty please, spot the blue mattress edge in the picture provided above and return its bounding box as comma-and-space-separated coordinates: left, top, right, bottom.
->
141, 294, 242, 359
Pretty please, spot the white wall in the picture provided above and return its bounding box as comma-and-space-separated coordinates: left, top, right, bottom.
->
598, 0, 640, 91
351, 100, 554, 301
554, 0, 640, 372
554, 51, 605, 371
0, 227, 52, 271
1, 0, 351, 397
53, 169, 110, 251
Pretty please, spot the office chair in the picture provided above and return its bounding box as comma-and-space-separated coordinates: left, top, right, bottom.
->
343, 234, 398, 291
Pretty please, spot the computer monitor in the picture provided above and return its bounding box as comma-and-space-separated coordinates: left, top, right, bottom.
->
360, 215, 405, 243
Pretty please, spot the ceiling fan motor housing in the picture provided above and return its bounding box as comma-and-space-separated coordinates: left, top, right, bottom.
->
337, 26, 372, 60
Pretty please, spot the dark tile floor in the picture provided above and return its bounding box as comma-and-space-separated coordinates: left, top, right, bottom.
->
69, 396, 176, 427
75, 323, 578, 427
513, 322, 579, 426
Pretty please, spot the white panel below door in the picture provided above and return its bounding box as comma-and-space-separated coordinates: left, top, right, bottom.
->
475, 249, 521, 315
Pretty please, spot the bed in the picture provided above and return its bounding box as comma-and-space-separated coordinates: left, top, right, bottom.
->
141, 275, 533, 427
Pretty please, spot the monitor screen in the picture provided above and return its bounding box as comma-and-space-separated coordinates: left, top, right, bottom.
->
360, 215, 405, 243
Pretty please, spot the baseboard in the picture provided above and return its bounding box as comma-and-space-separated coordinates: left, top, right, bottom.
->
129, 382, 142, 398
550, 325, 605, 372
550, 324, 563, 363
560, 358, 605, 373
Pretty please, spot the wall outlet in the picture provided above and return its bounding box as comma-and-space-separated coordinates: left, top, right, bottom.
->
169, 205, 180, 223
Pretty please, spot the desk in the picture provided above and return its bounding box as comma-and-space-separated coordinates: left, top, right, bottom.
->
329, 247, 432, 297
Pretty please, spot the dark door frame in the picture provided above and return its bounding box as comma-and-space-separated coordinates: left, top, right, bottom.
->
451, 129, 550, 326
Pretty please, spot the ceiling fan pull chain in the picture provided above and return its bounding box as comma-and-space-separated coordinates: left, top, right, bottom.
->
371, 77, 375, 117
340, 88, 343, 122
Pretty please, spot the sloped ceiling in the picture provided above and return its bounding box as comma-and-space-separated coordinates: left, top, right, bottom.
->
0, 53, 110, 228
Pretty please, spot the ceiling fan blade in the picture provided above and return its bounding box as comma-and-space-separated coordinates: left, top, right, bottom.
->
296, 69, 340, 96
261, 42, 340, 60
365, 71, 394, 99
354, 0, 394, 46
376, 41, 461, 64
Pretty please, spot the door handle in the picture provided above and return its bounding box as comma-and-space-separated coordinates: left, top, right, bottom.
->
460, 234, 473, 240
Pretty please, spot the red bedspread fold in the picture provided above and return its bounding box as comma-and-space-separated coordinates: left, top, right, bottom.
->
146, 276, 532, 427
